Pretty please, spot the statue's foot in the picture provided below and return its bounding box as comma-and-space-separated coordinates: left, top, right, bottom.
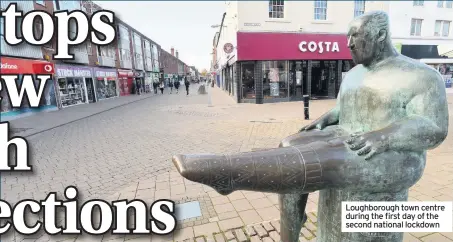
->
172, 154, 234, 195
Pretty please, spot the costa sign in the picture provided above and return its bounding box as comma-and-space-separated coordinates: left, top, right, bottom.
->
0, 57, 54, 74
298, 41, 340, 54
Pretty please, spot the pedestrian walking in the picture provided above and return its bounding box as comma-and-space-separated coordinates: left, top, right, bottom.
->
136, 80, 141, 95
153, 81, 158, 94
168, 80, 174, 94
184, 77, 190, 96
174, 79, 180, 94
159, 81, 165, 94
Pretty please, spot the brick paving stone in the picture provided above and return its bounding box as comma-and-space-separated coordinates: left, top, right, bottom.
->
250, 236, 261, 242
420, 233, 452, 242
263, 222, 275, 232
254, 225, 268, 238
218, 217, 244, 231
231, 199, 253, 212
228, 192, 246, 201
301, 228, 314, 239
271, 221, 281, 233
269, 231, 280, 242
404, 233, 422, 242
224, 231, 235, 240
256, 206, 280, 221
193, 222, 220, 237
214, 233, 226, 242
246, 226, 257, 237
306, 213, 317, 224
304, 221, 317, 232
194, 237, 205, 242
205, 235, 216, 242
214, 203, 236, 214
249, 198, 273, 209
234, 229, 248, 242
262, 237, 274, 242
174, 227, 195, 242
239, 210, 263, 225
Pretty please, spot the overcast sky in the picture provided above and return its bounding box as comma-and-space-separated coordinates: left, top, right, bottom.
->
94, 1, 225, 72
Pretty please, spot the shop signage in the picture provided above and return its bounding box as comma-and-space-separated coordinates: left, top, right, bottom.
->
224, 43, 234, 54
298, 41, 340, 53
117, 69, 133, 77
134, 71, 145, 78
0, 57, 54, 74
94, 68, 117, 78
237, 32, 352, 61
244, 23, 261, 27
55, 65, 93, 77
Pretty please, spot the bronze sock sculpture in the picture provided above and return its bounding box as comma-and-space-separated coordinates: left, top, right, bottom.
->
172, 11, 449, 242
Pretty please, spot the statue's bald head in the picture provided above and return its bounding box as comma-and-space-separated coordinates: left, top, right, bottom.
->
347, 11, 393, 66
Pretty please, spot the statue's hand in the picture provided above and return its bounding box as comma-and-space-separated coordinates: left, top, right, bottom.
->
345, 131, 390, 160
299, 120, 326, 132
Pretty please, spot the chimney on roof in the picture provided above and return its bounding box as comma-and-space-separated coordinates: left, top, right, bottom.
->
176, 50, 179, 59
171, 47, 174, 56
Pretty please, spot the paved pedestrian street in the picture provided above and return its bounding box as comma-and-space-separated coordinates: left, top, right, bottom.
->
1, 85, 452, 242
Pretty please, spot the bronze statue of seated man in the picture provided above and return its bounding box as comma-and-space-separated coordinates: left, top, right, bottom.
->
172, 11, 449, 242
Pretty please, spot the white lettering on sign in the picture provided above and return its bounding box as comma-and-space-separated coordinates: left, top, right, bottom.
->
298, 41, 340, 54
57, 69, 73, 77
0, 63, 18, 70
73, 70, 92, 77
96, 71, 117, 78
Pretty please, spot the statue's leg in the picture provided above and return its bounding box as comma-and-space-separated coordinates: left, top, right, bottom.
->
279, 193, 308, 242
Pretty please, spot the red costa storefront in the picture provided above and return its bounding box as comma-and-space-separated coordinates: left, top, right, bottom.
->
117, 69, 134, 96
229, 32, 354, 104
1, 57, 58, 121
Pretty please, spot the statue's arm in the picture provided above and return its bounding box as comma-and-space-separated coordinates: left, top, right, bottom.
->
347, 72, 449, 159
385, 75, 449, 151
300, 95, 341, 132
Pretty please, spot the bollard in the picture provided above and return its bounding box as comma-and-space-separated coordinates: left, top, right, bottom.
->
303, 95, 310, 120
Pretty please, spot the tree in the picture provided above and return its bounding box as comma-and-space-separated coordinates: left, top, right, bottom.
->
201, 69, 208, 76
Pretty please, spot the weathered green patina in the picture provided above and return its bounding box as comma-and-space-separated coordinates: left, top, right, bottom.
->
172, 11, 449, 242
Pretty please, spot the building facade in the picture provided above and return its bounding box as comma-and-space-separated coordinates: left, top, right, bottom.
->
213, 0, 453, 104
1, 0, 187, 121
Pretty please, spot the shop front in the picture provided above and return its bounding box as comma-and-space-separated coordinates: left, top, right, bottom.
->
134, 71, 145, 94
1, 57, 57, 121
145, 72, 153, 93
55, 64, 93, 108
117, 69, 134, 96
419, 59, 453, 88
93, 68, 119, 100
233, 32, 353, 104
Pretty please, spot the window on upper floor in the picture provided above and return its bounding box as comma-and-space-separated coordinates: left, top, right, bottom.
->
0, 18, 3, 38
435, 20, 451, 37
268, 0, 284, 18
413, 0, 424, 6
447, 0, 452, 8
438, 0, 444, 7
354, 0, 365, 17
314, 0, 327, 20
58, 0, 80, 11
410, 19, 423, 36
35, 0, 45, 6
34, 19, 53, 48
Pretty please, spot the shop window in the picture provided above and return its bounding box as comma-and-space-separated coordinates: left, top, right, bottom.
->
96, 78, 118, 99
435, 20, 450, 37
241, 63, 255, 99
354, 0, 365, 17
410, 19, 423, 36
268, 0, 284, 19
263, 61, 288, 99
413, 0, 424, 6
314, 0, 327, 20
57, 77, 87, 107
